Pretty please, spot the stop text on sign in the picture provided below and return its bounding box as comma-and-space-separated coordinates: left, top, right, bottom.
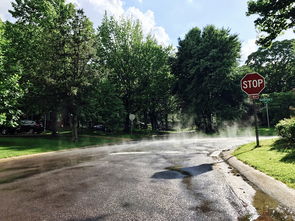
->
242, 79, 264, 89
240, 72, 265, 95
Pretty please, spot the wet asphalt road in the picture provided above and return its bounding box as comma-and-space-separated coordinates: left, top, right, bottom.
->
0, 136, 260, 221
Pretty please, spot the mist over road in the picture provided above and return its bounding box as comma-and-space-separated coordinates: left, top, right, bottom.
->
0, 136, 262, 221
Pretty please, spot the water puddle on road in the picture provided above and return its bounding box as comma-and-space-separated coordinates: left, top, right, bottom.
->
239, 188, 295, 221
228, 167, 295, 221
251, 189, 295, 221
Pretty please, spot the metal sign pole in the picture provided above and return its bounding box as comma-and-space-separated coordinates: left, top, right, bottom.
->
129, 114, 135, 136
266, 102, 270, 128
253, 99, 260, 147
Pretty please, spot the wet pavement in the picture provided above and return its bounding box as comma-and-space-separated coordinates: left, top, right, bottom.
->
0, 136, 293, 221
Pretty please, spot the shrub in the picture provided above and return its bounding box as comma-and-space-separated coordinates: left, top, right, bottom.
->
275, 117, 295, 141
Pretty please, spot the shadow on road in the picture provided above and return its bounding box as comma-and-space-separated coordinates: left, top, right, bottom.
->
67, 214, 110, 221
151, 163, 213, 179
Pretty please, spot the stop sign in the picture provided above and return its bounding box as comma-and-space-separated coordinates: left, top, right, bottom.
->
241, 72, 265, 95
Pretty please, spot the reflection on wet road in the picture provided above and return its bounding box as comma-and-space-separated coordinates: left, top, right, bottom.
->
0, 136, 292, 220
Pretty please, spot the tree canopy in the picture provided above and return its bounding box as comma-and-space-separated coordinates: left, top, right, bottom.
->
246, 39, 295, 93
247, 0, 295, 46
173, 25, 242, 132
0, 19, 23, 126
96, 15, 174, 131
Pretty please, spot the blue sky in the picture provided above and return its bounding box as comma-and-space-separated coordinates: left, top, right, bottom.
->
0, 0, 293, 63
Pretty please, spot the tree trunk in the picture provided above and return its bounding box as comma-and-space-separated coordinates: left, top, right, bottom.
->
124, 114, 130, 133
51, 111, 58, 136
165, 114, 168, 130
149, 112, 158, 131
144, 111, 148, 129
205, 114, 214, 134
71, 114, 78, 142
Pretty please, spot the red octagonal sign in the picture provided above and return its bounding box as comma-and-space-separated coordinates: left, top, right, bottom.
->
241, 72, 265, 95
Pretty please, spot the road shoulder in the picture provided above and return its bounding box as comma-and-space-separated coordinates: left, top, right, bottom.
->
221, 149, 295, 212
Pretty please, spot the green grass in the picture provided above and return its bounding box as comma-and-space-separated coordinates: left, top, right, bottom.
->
0, 135, 123, 159
233, 138, 295, 189
258, 127, 276, 136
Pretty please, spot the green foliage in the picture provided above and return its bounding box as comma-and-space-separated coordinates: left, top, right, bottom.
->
246, 39, 295, 93
96, 15, 174, 131
173, 25, 242, 132
0, 19, 23, 126
260, 91, 295, 126
81, 78, 125, 131
96, 15, 145, 131
8, 0, 97, 140
8, 0, 77, 116
247, 0, 295, 46
136, 38, 175, 130
275, 117, 295, 141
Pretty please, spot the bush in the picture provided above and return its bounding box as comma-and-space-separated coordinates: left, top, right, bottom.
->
275, 117, 295, 141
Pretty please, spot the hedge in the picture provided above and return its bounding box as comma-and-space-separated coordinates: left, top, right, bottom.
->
275, 117, 295, 141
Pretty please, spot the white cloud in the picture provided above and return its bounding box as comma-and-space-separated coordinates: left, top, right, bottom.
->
66, 0, 81, 7
86, 0, 125, 19
86, 0, 170, 45
241, 39, 258, 65
124, 7, 170, 45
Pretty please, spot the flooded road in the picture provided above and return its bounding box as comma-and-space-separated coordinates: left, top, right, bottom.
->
0, 136, 290, 220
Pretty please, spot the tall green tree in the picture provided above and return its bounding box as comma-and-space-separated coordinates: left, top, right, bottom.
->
173, 25, 242, 133
96, 15, 144, 131
0, 19, 23, 126
246, 39, 295, 93
8, 0, 76, 134
63, 9, 96, 141
96, 15, 175, 131
137, 37, 174, 130
247, 0, 295, 46
9, 0, 96, 140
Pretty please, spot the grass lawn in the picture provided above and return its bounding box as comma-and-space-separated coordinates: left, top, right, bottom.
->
233, 138, 295, 189
0, 135, 123, 159
258, 127, 276, 136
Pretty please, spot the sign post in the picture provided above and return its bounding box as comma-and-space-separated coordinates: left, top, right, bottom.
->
129, 114, 135, 135
241, 73, 265, 147
260, 97, 272, 128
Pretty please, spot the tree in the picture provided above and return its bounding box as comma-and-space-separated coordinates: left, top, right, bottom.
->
8, 0, 77, 134
173, 25, 242, 133
96, 15, 145, 132
247, 0, 295, 46
96, 15, 175, 132
246, 39, 295, 93
0, 19, 23, 126
9, 0, 97, 141
63, 9, 96, 141
136, 37, 174, 130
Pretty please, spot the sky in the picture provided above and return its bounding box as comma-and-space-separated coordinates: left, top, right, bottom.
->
0, 0, 294, 64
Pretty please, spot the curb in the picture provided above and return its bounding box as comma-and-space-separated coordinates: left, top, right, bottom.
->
220, 149, 295, 212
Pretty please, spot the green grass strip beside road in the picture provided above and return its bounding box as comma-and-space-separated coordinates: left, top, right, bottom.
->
0, 136, 123, 159
233, 138, 295, 189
